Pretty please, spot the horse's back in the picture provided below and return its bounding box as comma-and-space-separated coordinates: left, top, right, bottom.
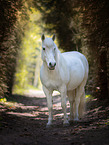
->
62, 51, 88, 73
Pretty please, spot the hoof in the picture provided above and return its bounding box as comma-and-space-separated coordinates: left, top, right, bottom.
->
46, 123, 52, 128
63, 121, 70, 127
74, 118, 79, 122
63, 123, 70, 127
69, 120, 74, 124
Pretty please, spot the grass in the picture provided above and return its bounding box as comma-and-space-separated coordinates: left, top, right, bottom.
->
0, 97, 17, 109
0, 98, 7, 103
85, 94, 95, 102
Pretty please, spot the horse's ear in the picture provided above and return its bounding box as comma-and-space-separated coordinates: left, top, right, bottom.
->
52, 34, 56, 41
41, 34, 45, 41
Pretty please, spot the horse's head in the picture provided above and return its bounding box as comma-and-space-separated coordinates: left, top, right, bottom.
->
41, 34, 57, 70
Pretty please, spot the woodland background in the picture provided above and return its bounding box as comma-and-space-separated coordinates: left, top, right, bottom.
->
0, 0, 109, 102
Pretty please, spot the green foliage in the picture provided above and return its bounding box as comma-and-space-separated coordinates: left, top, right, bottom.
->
1, 0, 108, 101
0, 0, 27, 97
0, 98, 7, 103
0, 0, 43, 96
13, 7, 42, 93
105, 121, 109, 126
79, 0, 109, 99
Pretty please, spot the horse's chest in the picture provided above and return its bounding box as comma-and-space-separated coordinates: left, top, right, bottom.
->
41, 70, 62, 90
46, 79, 60, 90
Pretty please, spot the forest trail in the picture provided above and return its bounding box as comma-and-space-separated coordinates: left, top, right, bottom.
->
0, 90, 109, 145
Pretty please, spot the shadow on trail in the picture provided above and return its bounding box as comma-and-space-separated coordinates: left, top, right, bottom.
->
4, 93, 64, 120
0, 91, 109, 145
7, 94, 47, 107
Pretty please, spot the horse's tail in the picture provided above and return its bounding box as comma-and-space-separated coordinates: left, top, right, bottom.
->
79, 90, 85, 118
78, 53, 89, 118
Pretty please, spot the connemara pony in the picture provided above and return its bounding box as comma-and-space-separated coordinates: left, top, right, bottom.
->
40, 34, 89, 127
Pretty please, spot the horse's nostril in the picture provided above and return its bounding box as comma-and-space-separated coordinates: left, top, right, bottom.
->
49, 62, 52, 66
54, 62, 56, 66
49, 62, 56, 67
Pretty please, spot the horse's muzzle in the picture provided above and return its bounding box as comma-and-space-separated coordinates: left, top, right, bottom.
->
48, 62, 56, 70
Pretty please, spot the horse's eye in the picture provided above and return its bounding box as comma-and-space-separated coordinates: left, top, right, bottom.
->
43, 48, 45, 50
54, 48, 56, 51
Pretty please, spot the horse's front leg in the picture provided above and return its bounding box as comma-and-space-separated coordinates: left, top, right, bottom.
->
60, 86, 69, 126
43, 86, 53, 127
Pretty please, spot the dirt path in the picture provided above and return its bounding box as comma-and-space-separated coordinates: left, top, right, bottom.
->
0, 90, 109, 145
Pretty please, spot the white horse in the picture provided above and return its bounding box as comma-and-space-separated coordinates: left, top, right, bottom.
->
40, 34, 89, 127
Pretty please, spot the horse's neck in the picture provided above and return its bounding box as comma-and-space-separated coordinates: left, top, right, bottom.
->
57, 50, 66, 68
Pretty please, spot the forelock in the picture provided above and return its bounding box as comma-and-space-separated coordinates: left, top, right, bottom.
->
43, 38, 54, 47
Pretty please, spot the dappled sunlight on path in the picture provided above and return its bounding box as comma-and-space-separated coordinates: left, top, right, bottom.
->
0, 90, 109, 145
4, 90, 48, 119
0, 90, 68, 121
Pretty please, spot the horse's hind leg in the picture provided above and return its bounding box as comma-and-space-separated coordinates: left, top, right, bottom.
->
74, 84, 85, 121
79, 90, 85, 118
67, 90, 75, 121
